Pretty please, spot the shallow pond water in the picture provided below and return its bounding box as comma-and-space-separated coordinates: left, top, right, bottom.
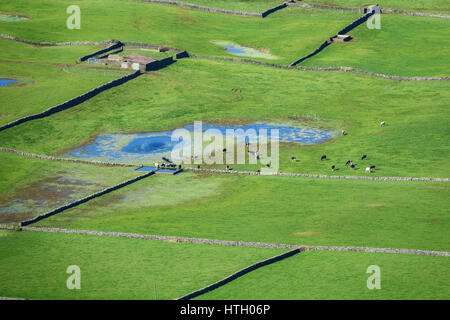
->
212, 40, 279, 60
66, 122, 336, 164
0, 14, 28, 22
0, 79, 18, 87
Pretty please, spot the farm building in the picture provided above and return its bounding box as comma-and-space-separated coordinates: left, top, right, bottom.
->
103, 53, 157, 71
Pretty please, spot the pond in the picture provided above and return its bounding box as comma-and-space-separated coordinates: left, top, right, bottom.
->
0, 79, 18, 87
212, 40, 279, 60
66, 122, 336, 164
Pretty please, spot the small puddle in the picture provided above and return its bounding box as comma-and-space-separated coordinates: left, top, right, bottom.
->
66, 122, 336, 163
212, 40, 279, 60
0, 14, 28, 22
0, 79, 18, 87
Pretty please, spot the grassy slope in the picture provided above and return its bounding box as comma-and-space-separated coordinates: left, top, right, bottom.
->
305, 0, 450, 14
0, 151, 138, 223
36, 173, 450, 251
199, 250, 450, 300
301, 14, 450, 77
0, 0, 359, 66
0, 62, 127, 125
0, 230, 283, 299
0, 59, 448, 178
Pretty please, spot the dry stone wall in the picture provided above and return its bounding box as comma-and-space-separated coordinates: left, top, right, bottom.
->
0, 147, 136, 167
79, 41, 123, 62
137, 0, 261, 17
183, 167, 450, 182
190, 54, 450, 81
14, 226, 450, 257
290, 10, 375, 66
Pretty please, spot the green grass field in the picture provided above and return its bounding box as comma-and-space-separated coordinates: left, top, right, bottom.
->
0, 62, 127, 125
0, 230, 283, 299
0, 0, 448, 301
199, 250, 450, 300
0, 59, 448, 177
35, 173, 450, 251
306, 0, 450, 14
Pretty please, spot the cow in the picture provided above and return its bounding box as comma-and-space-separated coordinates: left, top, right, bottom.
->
350, 164, 356, 169
365, 167, 371, 173
361, 154, 367, 160
291, 156, 297, 162
321, 155, 327, 161
331, 165, 336, 171
341, 130, 346, 136
380, 121, 386, 127
370, 165, 376, 170
345, 160, 352, 166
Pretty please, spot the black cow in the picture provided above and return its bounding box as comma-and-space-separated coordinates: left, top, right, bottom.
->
345, 160, 352, 166
321, 155, 327, 161
361, 155, 367, 160
370, 165, 376, 170
331, 165, 335, 171
350, 164, 356, 169
291, 156, 297, 162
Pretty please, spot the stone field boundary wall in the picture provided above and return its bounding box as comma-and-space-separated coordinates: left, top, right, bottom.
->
137, 0, 261, 17
189, 54, 450, 81
261, 2, 288, 18
79, 41, 123, 62
184, 168, 450, 182
0, 70, 142, 133
4, 226, 449, 257
0, 147, 137, 167
175, 248, 302, 300
290, 10, 375, 66
146, 56, 175, 71
19, 172, 155, 226
288, 2, 450, 19
2, 33, 448, 81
